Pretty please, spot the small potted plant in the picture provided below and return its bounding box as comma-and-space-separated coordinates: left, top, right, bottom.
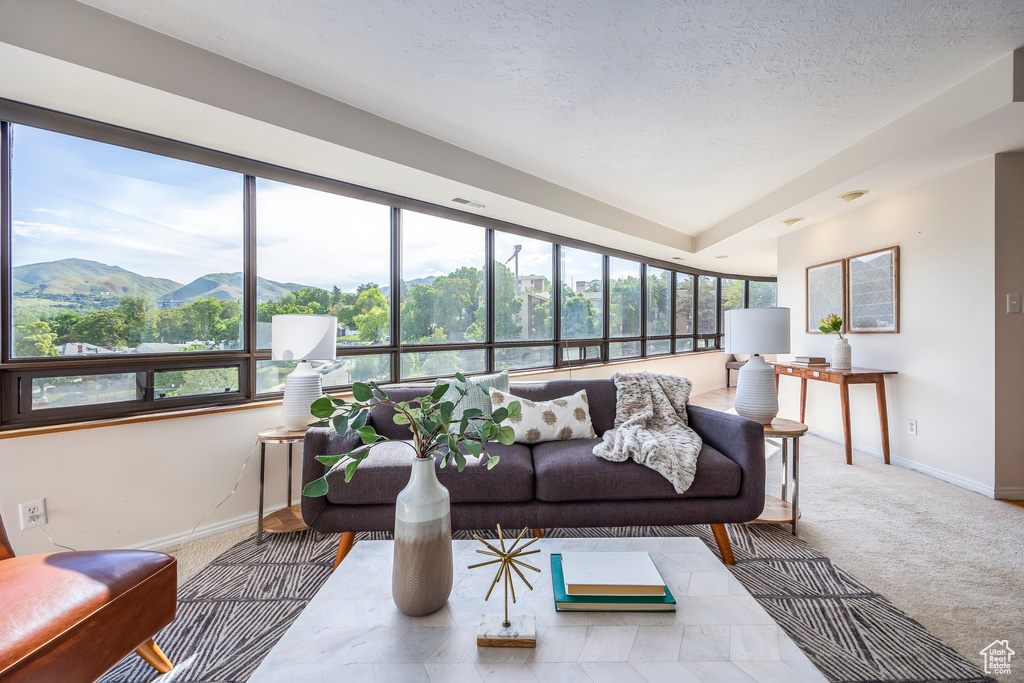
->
819, 313, 850, 369
303, 374, 520, 616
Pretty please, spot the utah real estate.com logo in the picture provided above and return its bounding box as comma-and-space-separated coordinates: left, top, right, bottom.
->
980, 640, 1014, 676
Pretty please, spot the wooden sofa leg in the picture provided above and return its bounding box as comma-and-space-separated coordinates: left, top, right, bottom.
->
709, 524, 735, 565
136, 639, 173, 674
532, 529, 544, 539
333, 531, 356, 570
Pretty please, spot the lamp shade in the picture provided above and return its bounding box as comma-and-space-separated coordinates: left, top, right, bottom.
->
724, 308, 791, 355
271, 314, 337, 361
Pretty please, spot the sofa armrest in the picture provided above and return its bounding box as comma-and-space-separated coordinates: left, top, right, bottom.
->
300, 421, 368, 527
686, 405, 765, 516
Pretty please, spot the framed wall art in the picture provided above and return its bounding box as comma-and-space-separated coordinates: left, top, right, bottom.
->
846, 246, 900, 333
805, 259, 846, 334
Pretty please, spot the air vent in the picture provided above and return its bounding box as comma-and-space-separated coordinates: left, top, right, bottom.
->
452, 197, 486, 209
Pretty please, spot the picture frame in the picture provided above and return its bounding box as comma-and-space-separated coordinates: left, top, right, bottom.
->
805, 259, 846, 334
846, 246, 900, 333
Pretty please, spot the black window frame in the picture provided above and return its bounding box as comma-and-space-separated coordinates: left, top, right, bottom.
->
0, 100, 775, 430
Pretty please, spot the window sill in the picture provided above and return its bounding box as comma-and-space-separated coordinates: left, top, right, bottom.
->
0, 349, 725, 440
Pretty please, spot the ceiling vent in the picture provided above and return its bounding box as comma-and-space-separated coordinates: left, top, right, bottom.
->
452, 197, 487, 209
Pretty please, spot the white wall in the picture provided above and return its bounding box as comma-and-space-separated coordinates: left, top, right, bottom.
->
777, 158, 996, 494
0, 352, 727, 556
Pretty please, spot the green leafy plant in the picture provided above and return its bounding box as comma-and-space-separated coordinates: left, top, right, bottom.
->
301, 372, 521, 498
818, 312, 844, 338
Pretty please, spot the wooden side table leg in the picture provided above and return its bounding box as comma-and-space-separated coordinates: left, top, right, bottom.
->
875, 380, 891, 465
839, 379, 852, 465
775, 373, 780, 390
799, 378, 807, 423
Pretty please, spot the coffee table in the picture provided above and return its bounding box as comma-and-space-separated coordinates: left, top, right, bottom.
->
248, 537, 826, 682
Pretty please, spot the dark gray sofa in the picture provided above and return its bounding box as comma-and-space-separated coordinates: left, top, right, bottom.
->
301, 378, 765, 567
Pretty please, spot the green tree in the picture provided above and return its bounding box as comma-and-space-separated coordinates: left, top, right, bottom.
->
492, 261, 523, 341
561, 286, 600, 339
353, 306, 389, 343
609, 275, 640, 337
14, 319, 58, 356
73, 311, 126, 348
52, 311, 84, 344
118, 294, 153, 346
183, 297, 224, 342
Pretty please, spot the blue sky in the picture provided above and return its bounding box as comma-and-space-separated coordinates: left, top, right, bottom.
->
11, 125, 513, 293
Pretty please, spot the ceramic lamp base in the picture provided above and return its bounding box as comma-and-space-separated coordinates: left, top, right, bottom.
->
734, 354, 779, 425
281, 361, 322, 431
477, 614, 537, 648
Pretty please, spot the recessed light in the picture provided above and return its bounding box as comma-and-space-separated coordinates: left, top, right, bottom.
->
782, 217, 805, 227
839, 190, 868, 202
715, 255, 729, 259
672, 256, 684, 261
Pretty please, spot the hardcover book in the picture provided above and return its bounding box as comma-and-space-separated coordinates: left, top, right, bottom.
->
550, 554, 676, 612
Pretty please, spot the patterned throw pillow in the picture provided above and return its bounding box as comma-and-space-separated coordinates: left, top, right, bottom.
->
435, 370, 510, 420
488, 388, 596, 444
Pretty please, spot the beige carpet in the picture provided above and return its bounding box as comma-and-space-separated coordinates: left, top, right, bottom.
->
166, 396, 1024, 678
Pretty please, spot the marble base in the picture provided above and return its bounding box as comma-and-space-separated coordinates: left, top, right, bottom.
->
478, 614, 537, 648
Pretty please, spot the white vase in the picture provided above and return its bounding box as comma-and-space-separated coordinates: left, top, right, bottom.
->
832, 338, 852, 370
392, 456, 453, 616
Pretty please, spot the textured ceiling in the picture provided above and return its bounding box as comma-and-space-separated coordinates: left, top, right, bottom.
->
77, 0, 1024, 235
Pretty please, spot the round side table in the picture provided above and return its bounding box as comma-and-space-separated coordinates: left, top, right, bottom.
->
756, 418, 808, 535
257, 427, 308, 545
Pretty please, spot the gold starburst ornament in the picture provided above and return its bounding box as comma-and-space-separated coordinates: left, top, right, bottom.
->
470, 525, 541, 647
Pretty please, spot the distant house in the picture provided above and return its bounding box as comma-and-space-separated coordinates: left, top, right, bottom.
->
131, 342, 188, 354
58, 342, 115, 356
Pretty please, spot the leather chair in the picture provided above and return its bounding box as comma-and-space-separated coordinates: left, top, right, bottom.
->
0, 513, 177, 682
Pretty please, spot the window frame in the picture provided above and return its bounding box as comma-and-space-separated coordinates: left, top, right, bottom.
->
0, 100, 775, 430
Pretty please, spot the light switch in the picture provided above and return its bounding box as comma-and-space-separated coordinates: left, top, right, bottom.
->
1008, 294, 1021, 314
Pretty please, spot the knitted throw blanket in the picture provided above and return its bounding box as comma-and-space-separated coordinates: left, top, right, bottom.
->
593, 371, 703, 494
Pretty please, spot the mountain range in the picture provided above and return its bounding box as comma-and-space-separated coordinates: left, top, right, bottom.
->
13, 259, 310, 303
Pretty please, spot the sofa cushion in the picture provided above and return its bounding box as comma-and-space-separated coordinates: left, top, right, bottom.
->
508, 380, 617, 435
532, 438, 741, 502
437, 370, 509, 420
490, 388, 596, 444
325, 440, 534, 505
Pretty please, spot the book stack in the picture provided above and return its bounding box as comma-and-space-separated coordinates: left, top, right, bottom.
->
551, 552, 676, 612
790, 356, 828, 367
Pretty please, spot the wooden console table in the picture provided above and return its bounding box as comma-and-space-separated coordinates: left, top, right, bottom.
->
773, 363, 897, 465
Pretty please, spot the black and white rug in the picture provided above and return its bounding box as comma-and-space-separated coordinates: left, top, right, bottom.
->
101, 524, 993, 683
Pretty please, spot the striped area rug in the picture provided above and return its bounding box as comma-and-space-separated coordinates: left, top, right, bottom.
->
100, 524, 993, 683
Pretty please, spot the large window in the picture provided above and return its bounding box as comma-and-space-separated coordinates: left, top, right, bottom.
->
608, 258, 641, 338
256, 178, 391, 348
560, 248, 603, 340
493, 233, 553, 342
401, 212, 486, 345
10, 125, 244, 358
749, 281, 778, 308
0, 108, 775, 429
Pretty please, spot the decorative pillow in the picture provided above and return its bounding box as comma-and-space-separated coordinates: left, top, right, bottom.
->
436, 370, 509, 420
488, 388, 596, 444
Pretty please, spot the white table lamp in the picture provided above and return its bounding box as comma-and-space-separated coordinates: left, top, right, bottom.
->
272, 314, 338, 431
725, 308, 791, 424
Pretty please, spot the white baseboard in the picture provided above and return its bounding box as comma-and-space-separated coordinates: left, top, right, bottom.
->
130, 503, 289, 552
994, 486, 1024, 500
806, 428, 996, 498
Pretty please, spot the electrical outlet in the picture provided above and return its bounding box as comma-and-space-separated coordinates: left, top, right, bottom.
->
906, 419, 918, 436
1008, 294, 1021, 314
19, 499, 47, 530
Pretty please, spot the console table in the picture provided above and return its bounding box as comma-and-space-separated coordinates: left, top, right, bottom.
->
773, 364, 897, 465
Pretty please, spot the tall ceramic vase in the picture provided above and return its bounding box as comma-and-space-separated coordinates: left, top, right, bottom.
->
832, 337, 852, 370
392, 456, 453, 616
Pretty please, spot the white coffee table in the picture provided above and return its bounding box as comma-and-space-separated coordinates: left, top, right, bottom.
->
248, 537, 826, 682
